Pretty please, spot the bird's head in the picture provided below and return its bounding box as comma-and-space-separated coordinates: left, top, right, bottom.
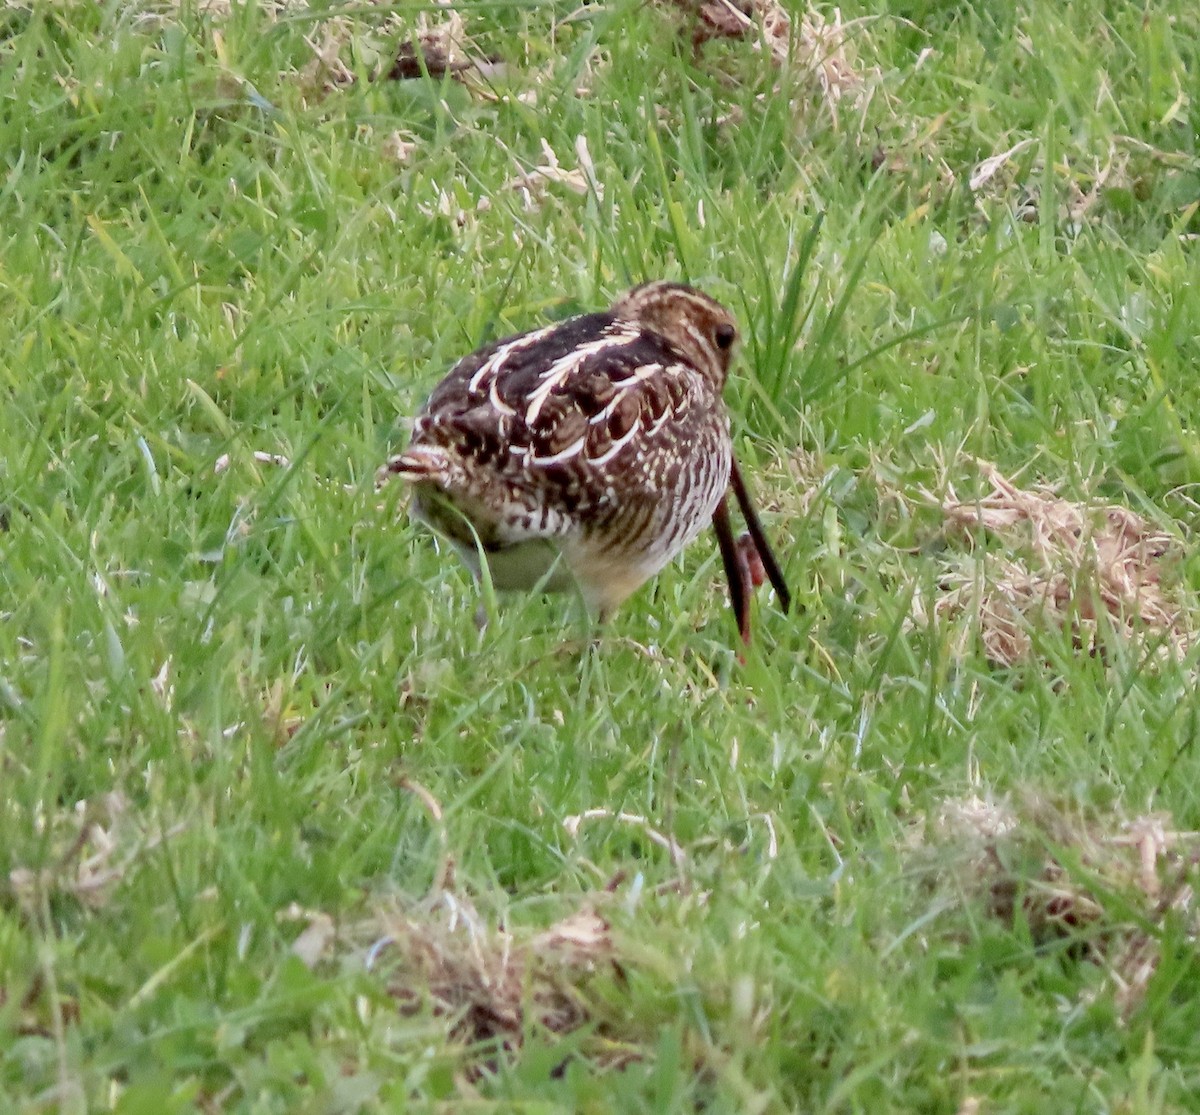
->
611, 281, 738, 389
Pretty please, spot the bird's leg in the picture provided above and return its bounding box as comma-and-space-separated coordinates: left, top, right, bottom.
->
713, 495, 752, 645
728, 456, 791, 614
735, 532, 766, 589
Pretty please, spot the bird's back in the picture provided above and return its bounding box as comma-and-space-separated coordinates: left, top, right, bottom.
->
385, 307, 733, 611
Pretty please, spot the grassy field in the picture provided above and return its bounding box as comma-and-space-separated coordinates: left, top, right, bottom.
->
3, 0, 1200, 1110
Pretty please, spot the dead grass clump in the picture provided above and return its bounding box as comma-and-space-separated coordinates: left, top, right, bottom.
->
295, 20, 358, 96
966, 139, 1135, 229
503, 136, 602, 210
967, 137, 1037, 194
352, 872, 621, 1061
912, 459, 1190, 667
7, 793, 184, 915
927, 793, 1199, 1018
385, 11, 480, 82
666, 1, 876, 126
298, 781, 669, 1073
295, 10, 500, 102
789, 7, 875, 121
964, 128, 1198, 234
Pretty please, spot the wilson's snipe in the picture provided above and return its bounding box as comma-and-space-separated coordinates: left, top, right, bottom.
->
379, 281, 790, 642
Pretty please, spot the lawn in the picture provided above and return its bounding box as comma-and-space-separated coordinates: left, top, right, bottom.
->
2, 0, 1199, 1111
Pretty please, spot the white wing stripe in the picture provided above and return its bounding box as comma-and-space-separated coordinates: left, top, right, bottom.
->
523, 325, 641, 425
529, 436, 588, 467
467, 324, 558, 394
588, 424, 639, 468
607, 362, 664, 389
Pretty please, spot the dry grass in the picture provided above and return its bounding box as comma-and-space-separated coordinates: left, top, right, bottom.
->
7, 794, 185, 915
293, 8, 495, 101
282, 778, 629, 1067
502, 136, 602, 210
924, 793, 1199, 1018
911, 459, 1191, 667
665, 0, 876, 125
353, 874, 622, 1064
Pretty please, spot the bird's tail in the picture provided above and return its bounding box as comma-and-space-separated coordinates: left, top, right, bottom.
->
375, 445, 455, 489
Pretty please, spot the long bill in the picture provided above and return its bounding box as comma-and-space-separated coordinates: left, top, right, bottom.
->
729, 456, 791, 615
712, 494, 751, 645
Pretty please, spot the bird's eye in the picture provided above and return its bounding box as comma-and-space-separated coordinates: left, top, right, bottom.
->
715, 323, 736, 350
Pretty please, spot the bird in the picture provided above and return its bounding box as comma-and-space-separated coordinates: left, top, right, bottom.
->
378, 280, 790, 643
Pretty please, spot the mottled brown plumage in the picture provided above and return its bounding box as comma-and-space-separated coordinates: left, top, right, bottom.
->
379, 281, 789, 640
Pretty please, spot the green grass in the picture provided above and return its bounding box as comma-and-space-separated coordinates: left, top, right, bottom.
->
3, 0, 1200, 1110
